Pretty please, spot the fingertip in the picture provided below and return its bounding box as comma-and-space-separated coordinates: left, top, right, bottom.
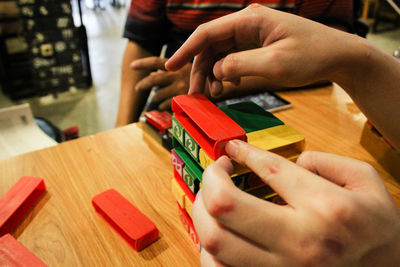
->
225, 140, 244, 159
210, 80, 223, 97
130, 61, 138, 69
215, 155, 234, 174
164, 59, 174, 71
213, 58, 224, 80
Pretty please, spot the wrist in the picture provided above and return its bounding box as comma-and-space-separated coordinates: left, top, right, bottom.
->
329, 34, 370, 97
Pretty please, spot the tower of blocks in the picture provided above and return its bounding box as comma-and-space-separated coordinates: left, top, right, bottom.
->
169, 93, 305, 250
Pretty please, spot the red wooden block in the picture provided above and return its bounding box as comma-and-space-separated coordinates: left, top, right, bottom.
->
172, 94, 247, 160
0, 234, 47, 266
177, 203, 200, 251
0, 176, 46, 236
173, 168, 195, 204
145, 111, 172, 134
92, 189, 159, 251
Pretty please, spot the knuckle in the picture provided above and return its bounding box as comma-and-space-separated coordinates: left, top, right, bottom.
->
296, 151, 315, 165
319, 196, 356, 226
257, 156, 281, 181
206, 186, 234, 218
359, 161, 378, 175
201, 224, 223, 255
268, 51, 290, 78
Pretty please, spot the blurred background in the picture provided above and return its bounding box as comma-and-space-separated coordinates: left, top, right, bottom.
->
0, 0, 399, 138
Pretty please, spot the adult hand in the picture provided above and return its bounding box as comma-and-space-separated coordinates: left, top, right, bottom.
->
131, 57, 192, 110
193, 140, 400, 266
165, 4, 362, 97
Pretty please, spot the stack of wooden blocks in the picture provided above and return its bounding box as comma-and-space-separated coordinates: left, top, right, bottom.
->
170, 94, 305, 250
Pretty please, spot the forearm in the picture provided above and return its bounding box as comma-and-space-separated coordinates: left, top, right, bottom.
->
116, 41, 153, 126
332, 35, 400, 151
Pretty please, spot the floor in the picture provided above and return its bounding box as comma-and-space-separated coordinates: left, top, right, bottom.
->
0, 2, 399, 138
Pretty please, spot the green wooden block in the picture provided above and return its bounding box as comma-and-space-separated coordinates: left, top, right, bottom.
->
183, 167, 196, 193
184, 131, 199, 161
172, 116, 185, 145
219, 101, 284, 133
173, 138, 204, 183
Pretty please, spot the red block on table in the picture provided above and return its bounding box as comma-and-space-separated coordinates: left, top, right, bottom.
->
0, 234, 47, 266
172, 94, 247, 160
0, 176, 46, 236
145, 111, 172, 134
92, 189, 159, 251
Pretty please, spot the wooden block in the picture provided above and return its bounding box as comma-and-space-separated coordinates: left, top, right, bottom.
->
141, 121, 172, 151
144, 111, 172, 134
183, 166, 201, 194
171, 178, 186, 209
246, 184, 276, 200
183, 167, 196, 194
92, 189, 159, 251
172, 116, 185, 145
184, 130, 199, 161
177, 203, 200, 251
185, 195, 194, 218
219, 101, 284, 133
199, 125, 305, 175
0, 234, 47, 267
0, 176, 46, 236
360, 122, 400, 180
171, 149, 185, 178
172, 94, 247, 160
173, 138, 203, 182
173, 168, 196, 204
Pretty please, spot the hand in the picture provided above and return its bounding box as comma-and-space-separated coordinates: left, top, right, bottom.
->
193, 140, 400, 266
131, 57, 192, 110
165, 4, 361, 97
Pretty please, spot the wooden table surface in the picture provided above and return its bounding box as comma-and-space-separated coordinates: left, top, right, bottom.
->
1, 84, 399, 266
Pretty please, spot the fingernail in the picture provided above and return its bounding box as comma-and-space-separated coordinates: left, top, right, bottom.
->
226, 140, 241, 157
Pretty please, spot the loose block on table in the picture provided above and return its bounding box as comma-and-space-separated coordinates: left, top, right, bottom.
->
0, 234, 47, 267
144, 110, 172, 134
0, 176, 46, 236
92, 189, 159, 251
172, 93, 247, 160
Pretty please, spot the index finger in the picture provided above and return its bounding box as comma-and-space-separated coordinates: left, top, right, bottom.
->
165, 9, 246, 71
131, 57, 167, 71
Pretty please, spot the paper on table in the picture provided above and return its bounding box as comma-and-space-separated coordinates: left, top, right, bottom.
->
0, 103, 57, 160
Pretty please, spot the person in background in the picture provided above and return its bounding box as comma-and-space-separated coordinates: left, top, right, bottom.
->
165, 4, 400, 266
116, 0, 355, 126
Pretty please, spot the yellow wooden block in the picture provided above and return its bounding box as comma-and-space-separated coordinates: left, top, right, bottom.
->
199, 125, 305, 175
171, 178, 185, 208
246, 184, 277, 200
185, 195, 193, 218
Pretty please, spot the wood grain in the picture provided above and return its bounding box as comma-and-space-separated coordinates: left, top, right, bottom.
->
0, 84, 399, 266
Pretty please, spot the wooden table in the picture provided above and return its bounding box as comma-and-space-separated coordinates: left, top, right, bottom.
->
1, 84, 399, 266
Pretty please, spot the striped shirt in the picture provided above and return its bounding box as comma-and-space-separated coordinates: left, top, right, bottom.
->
124, 0, 353, 56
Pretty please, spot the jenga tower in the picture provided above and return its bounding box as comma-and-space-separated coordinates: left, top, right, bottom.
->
170, 94, 305, 250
